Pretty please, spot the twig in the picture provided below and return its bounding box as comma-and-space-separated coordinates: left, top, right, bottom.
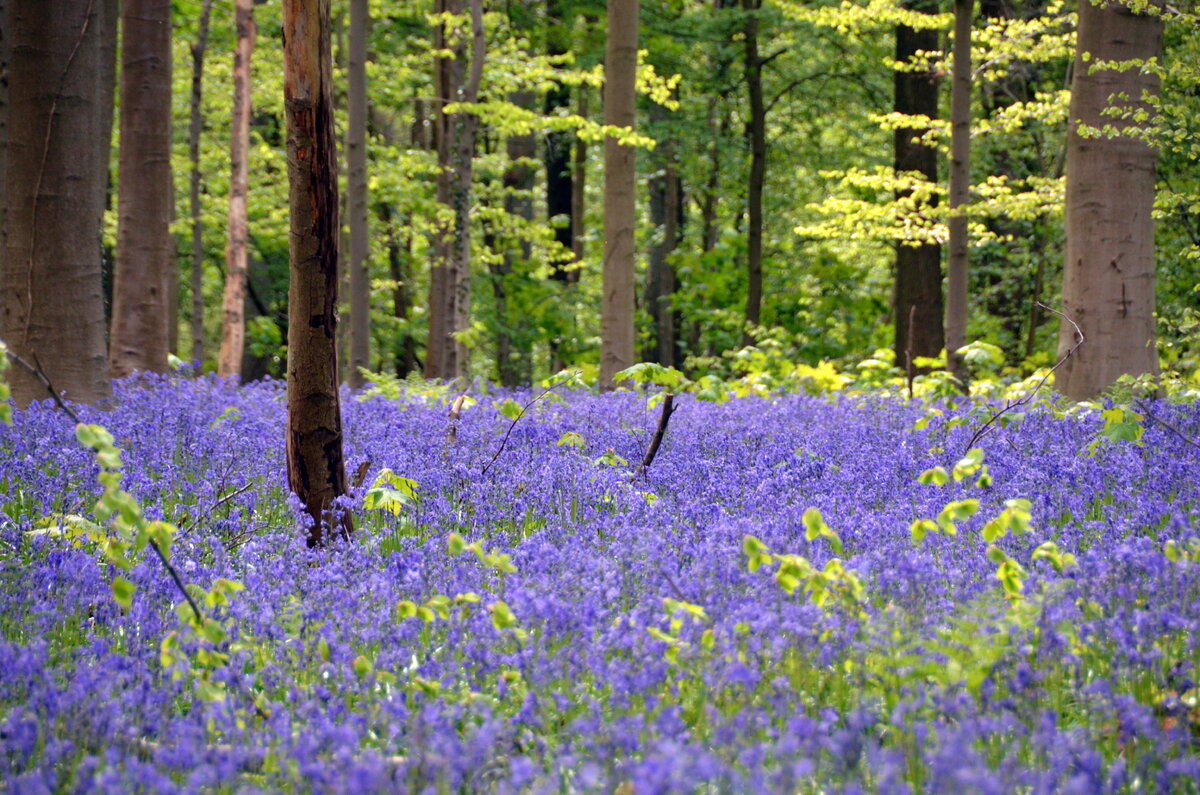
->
1135, 399, 1200, 453
446, 394, 466, 445
635, 394, 676, 479
963, 301, 1084, 452
147, 538, 205, 626
352, 459, 372, 489
2, 347, 82, 422
480, 386, 555, 476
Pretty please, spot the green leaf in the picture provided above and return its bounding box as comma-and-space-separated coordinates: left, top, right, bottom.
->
497, 398, 523, 420
557, 431, 586, 449
111, 577, 135, 611
489, 600, 518, 630
918, 466, 949, 486
447, 532, 466, 556
802, 508, 828, 542
910, 518, 938, 544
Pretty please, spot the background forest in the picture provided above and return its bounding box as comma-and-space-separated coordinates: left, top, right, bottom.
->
5, 0, 1197, 403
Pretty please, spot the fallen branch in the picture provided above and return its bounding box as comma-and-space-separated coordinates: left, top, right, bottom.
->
1135, 399, 1200, 453
636, 394, 676, 479
446, 394, 466, 445
480, 386, 556, 476
964, 301, 1083, 452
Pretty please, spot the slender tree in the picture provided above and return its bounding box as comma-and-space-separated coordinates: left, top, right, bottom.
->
600, 0, 639, 387
3, 0, 115, 405
426, 0, 485, 381
110, 0, 173, 379
188, 0, 216, 367
1057, 0, 1164, 399
497, 91, 537, 387
218, 0, 256, 379
741, 0, 765, 344
945, 0, 974, 381
892, 2, 944, 373
346, 0, 370, 388
282, 0, 353, 546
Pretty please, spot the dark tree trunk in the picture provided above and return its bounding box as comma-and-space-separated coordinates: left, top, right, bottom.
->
282, 0, 353, 547
188, 0, 215, 368
218, 0, 255, 379
600, 0, 639, 387
346, 0, 370, 388
892, 7, 944, 373
741, 0, 765, 344
571, 84, 588, 271
644, 104, 680, 366
1057, 0, 1163, 399
3, 0, 115, 406
110, 0, 173, 379
497, 91, 536, 387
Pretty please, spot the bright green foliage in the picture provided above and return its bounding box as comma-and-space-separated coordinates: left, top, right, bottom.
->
981, 498, 1034, 542
447, 532, 518, 576
0, 341, 11, 426
742, 534, 866, 620
802, 508, 845, 555
363, 469, 420, 516
557, 431, 586, 449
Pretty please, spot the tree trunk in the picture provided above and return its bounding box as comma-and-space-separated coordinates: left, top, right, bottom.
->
282, 0, 353, 547
1, 0, 9, 286
945, 0, 973, 382
571, 84, 589, 270
426, 0, 484, 381
3, 0, 115, 406
346, 0, 370, 388
545, 0, 575, 282
741, 0, 764, 345
110, 0, 173, 379
188, 0, 215, 368
892, 7, 944, 373
218, 0, 255, 379
644, 104, 680, 367
600, 0, 639, 387
1057, 0, 1163, 400
497, 91, 536, 387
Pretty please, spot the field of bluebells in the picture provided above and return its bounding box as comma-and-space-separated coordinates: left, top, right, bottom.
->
2, 372, 1200, 793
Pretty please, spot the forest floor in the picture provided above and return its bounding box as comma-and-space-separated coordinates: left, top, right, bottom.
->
2, 374, 1199, 792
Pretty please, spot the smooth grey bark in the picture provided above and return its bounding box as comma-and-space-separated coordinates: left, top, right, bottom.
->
218, 0, 255, 379
600, 0, 639, 387
1057, 0, 1163, 400
3, 0, 114, 405
346, 0, 370, 388
110, 0, 173, 379
945, 0, 974, 383
188, 0, 215, 367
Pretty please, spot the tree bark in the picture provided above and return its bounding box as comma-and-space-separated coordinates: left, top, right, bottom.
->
644, 104, 680, 367
3, 0, 115, 406
346, 0, 370, 388
600, 0, 638, 387
571, 84, 589, 271
282, 0, 353, 547
945, 0, 973, 383
218, 0, 255, 379
426, 0, 484, 381
892, 7, 944, 373
188, 0, 215, 367
741, 0, 765, 345
110, 0, 173, 379
1057, 0, 1163, 400
497, 91, 536, 387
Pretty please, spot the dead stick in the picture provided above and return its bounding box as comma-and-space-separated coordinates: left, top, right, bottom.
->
3, 347, 82, 423
446, 394, 466, 445
481, 386, 556, 476
636, 393, 676, 479
963, 301, 1083, 452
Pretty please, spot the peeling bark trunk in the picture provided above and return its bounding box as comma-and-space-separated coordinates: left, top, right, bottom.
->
3, 0, 114, 406
892, 6, 944, 372
188, 0, 215, 368
110, 0, 173, 379
218, 0, 255, 379
346, 0, 370, 388
945, 0, 973, 383
1057, 0, 1163, 400
600, 0, 638, 387
282, 0, 353, 547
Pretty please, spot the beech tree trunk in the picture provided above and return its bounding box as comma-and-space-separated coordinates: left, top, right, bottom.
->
426, 0, 484, 381
218, 0, 255, 379
644, 103, 679, 366
600, 0, 638, 387
497, 91, 536, 387
742, 0, 764, 345
892, 7, 944, 373
3, 0, 115, 406
282, 0, 353, 547
188, 0, 215, 367
571, 85, 589, 270
346, 0, 370, 389
945, 0, 973, 382
110, 0, 173, 379
1057, 0, 1163, 400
